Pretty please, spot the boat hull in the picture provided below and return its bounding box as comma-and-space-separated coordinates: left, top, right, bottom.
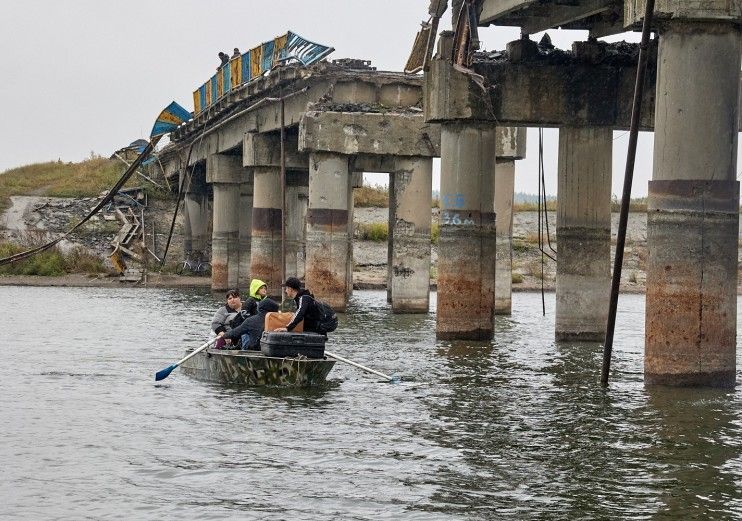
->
180, 348, 335, 386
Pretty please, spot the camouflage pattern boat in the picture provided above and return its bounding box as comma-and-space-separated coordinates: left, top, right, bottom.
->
179, 348, 336, 386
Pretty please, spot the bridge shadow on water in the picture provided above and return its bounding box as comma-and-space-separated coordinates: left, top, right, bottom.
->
401, 292, 742, 520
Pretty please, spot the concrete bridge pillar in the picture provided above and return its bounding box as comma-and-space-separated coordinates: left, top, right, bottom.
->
285, 170, 309, 282
181, 167, 210, 263
437, 123, 497, 340
297, 186, 309, 279
238, 176, 253, 284
389, 157, 433, 313
494, 159, 515, 315
645, 20, 741, 387
250, 166, 283, 297
207, 154, 245, 291
306, 152, 353, 311
555, 127, 612, 341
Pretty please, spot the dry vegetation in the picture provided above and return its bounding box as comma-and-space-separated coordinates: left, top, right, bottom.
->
0, 239, 108, 276
354, 185, 389, 207
0, 158, 168, 212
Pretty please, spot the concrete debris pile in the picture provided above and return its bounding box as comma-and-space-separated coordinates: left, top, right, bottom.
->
473, 38, 644, 67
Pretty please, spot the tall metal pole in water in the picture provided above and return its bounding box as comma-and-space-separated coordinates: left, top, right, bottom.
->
280, 97, 287, 308
601, 0, 655, 386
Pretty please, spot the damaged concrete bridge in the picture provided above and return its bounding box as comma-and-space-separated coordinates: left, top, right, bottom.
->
157, 56, 526, 313
427, 0, 741, 388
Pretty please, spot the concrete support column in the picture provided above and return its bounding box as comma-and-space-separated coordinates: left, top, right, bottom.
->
646, 21, 741, 387
494, 160, 515, 315
389, 157, 433, 313
437, 123, 497, 340
184, 192, 211, 260
285, 170, 309, 281
181, 167, 210, 263
207, 155, 244, 291
211, 184, 240, 291
555, 127, 612, 341
238, 178, 253, 284
306, 152, 352, 311
297, 186, 308, 279
250, 167, 282, 297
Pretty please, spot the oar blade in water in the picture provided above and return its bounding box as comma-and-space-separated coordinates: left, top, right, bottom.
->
155, 364, 177, 381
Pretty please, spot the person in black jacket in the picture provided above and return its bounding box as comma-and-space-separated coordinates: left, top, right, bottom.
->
224, 298, 279, 350
275, 277, 321, 333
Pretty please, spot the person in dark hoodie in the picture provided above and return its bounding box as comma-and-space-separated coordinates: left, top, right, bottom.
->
275, 277, 322, 334
224, 298, 280, 350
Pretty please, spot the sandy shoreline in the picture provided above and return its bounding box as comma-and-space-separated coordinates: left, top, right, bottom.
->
0, 272, 650, 294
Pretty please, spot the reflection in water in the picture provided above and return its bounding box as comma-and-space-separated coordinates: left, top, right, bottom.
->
411, 294, 742, 520
2, 287, 742, 520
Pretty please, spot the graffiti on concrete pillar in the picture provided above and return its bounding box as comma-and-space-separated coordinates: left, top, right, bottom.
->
393, 265, 415, 278
442, 193, 465, 209
441, 193, 474, 226
441, 211, 474, 226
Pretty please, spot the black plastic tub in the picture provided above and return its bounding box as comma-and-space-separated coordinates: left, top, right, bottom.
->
260, 331, 327, 358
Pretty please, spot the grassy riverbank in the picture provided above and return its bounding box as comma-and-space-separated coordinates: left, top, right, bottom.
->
0, 158, 169, 212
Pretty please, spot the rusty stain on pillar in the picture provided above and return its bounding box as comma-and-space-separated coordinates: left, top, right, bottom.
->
645, 20, 741, 387
494, 159, 515, 315
207, 154, 244, 292
306, 152, 352, 311
391, 157, 433, 313
556, 127, 612, 341
250, 166, 283, 297
437, 123, 497, 340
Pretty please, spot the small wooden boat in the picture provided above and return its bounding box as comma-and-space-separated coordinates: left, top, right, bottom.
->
179, 331, 335, 386
180, 349, 335, 386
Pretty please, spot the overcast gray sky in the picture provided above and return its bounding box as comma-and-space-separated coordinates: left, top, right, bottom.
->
1, 1, 663, 196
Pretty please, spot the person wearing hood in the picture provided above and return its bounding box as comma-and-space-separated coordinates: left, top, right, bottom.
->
243, 279, 268, 316
224, 298, 280, 350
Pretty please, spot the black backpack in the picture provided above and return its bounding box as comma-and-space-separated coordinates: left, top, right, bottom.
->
313, 298, 338, 333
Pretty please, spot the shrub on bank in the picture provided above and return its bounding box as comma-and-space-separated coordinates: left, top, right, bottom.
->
431, 223, 440, 244
357, 223, 388, 242
354, 185, 388, 207
0, 241, 107, 276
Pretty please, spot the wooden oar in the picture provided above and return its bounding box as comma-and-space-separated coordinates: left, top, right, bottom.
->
155, 338, 217, 381
325, 349, 399, 383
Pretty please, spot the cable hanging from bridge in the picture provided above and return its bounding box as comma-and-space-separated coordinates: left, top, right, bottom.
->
537, 127, 557, 316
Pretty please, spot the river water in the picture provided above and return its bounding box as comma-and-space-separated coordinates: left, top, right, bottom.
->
2, 286, 742, 520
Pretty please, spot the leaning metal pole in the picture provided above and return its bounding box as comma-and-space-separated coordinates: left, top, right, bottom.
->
601, 0, 655, 386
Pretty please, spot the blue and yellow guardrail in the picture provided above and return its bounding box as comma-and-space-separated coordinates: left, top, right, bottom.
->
193, 31, 334, 115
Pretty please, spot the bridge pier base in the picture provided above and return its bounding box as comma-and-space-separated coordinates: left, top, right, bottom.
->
306, 152, 352, 311
436, 123, 496, 340
494, 160, 515, 315
250, 166, 283, 298
238, 179, 253, 286
646, 21, 741, 388
389, 157, 433, 313
207, 155, 244, 291
285, 171, 309, 282
181, 165, 211, 265
555, 127, 612, 342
